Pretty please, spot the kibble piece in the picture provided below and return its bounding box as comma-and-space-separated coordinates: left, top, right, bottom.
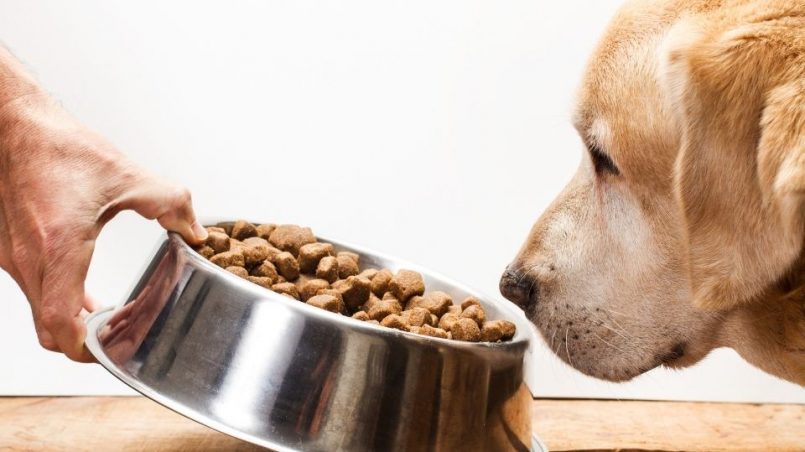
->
247, 276, 273, 289
430, 314, 439, 326
352, 311, 370, 321
480, 322, 502, 342
358, 268, 378, 280
206, 231, 231, 254
402, 307, 433, 327
274, 251, 300, 281
438, 313, 460, 332
368, 298, 403, 321
460, 304, 486, 326
371, 269, 393, 297
447, 305, 462, 315
276, 275, 287, 284
255, 223, 277, 240
316, 286, 341, 297
306, 294, 341, 313
389, 269, 425, 302
251, 260, 278, 282
231, 220, 258, 240
226, 266, 249, 278
196, 245, 215, 259
242, 237, 272, 266
461, 296, 482, 310
210, 250, 245, 268
264, 245, 283, 263
451, 318, 481, 342
298, 278, 330, 302
381, 314, 410, 332
415, 291, 452, 317
337, 251, 360, 265
333, 276, 372, 311
271, 282, 300, 299
316, 256, 339, 283
206, 226, 226, 234
243, 236, 269, 247
229, 239, 247, 252
317, 288, 344, 304
298, 242, 334, 274
336, 254, 360, 279
215, 221, 235, 235
269, 224, 316, 256
406, 295, 424, 309
497, 320, 517, 340
415, 324, 449, 339
366, 320, 380, 326
363, 292, 382, 312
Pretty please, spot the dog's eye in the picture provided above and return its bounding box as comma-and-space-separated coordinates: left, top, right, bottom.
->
589, 144, 620, 176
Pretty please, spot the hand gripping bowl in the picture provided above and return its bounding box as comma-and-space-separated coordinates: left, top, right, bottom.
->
85, 230, 536, 451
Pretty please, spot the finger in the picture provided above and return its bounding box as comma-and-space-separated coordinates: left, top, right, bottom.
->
39, 239, 95, 362
112, 175, 207, 245
78, 344, 97, 364
35, 323, 60, 353
83, 293, 99, 312
107, 299, 136, 327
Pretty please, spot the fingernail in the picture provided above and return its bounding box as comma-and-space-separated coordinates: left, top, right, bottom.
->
192, 222, 208, 241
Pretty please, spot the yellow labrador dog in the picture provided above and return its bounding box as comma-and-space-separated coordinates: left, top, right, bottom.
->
500, 0, 804, 385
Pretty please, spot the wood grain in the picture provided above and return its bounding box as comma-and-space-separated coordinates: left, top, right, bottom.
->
0, 397, 802, 451
533, 399, 805, 451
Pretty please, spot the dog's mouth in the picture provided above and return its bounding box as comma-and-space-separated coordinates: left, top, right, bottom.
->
655, 342, 687, 368
607, 343, 689, 381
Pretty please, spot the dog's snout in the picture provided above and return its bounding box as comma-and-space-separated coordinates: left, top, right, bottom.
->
499, 265, 539, 313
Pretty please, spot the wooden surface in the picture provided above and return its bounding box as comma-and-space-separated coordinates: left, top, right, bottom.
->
0, 397, 802, 451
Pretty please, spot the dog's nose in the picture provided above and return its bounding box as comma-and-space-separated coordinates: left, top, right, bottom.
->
499, 265, 538, 312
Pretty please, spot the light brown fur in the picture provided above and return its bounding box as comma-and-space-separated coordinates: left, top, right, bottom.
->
504, 0, 804, 384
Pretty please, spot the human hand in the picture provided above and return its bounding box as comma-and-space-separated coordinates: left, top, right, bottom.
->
0, 93, 207, 362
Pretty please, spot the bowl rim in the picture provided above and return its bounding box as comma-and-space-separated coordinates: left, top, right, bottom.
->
181, 221, 532, 350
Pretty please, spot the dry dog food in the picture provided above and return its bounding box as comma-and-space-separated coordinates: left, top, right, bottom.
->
195, 220, 517, 343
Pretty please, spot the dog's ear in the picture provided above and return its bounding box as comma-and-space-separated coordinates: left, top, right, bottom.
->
661, 12, 805, 310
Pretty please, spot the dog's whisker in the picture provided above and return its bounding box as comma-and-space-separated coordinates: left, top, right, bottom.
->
603, 313, 632, 339
548, 319, 559, 350
552, 327, 563, 357
514, 264, 540, 285
588, 309, 633, 340
564, 326, 574, 368
598, 322, 632, 342
547, 323, 557, 352
602, 307, 638, 320
515, 262, 550, 285
592, 331, 628, 355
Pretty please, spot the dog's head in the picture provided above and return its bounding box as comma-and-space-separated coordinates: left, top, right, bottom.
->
501, 0, 804, 382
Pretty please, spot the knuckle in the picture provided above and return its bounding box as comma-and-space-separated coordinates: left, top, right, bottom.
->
39, 305, 65, 331
37, 333, 58, 351
176, 187, 192, 206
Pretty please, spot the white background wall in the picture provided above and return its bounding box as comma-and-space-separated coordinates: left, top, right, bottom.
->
0, 0, 802, 403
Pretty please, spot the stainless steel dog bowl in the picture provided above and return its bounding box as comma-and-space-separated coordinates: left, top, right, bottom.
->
85, 231, 534, 451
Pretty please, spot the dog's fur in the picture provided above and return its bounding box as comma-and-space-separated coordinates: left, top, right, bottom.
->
501, 0, 804, 384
